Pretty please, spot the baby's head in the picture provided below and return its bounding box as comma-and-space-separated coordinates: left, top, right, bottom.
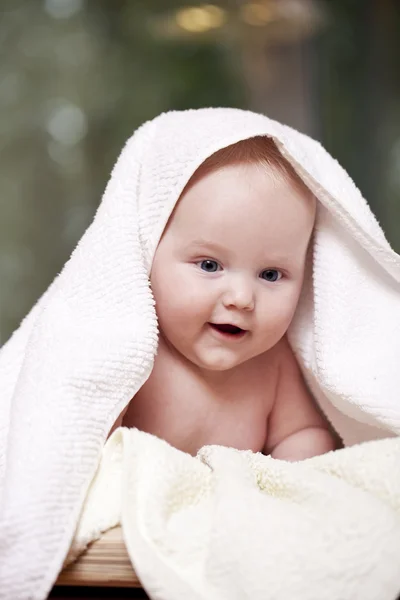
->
150, 136, 316, 372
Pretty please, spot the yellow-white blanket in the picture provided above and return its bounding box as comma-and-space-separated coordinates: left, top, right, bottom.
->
68, 428, 400, 600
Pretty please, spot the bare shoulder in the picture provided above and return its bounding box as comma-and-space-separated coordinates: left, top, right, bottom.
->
264, 335, 330, 452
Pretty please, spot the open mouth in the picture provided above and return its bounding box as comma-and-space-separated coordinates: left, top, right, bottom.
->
209, 323, 247, 337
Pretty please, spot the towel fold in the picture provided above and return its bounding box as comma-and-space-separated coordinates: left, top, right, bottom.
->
68, 428, 400, 600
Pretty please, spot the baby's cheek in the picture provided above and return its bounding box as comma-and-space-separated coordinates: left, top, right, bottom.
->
262, 293, 298, 331
153, 267, 212, 333
173, 277, 210, 311
278, 304, 299, 334
157, 290, 198, 333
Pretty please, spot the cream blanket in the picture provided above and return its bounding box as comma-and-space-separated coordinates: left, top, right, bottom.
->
67, 428, 400, 600
1, 108, 400, 599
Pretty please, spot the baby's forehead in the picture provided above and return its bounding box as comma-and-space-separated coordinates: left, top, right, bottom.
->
159, 143, 316, 254
175, 160, 313, 215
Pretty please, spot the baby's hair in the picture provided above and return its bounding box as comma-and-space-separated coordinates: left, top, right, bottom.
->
192, 136, 312, 198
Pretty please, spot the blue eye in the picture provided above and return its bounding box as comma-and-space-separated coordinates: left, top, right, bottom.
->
199, 259, 220, 272
260, 269, 282, 282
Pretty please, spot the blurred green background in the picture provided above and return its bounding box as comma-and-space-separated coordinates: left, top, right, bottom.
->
1, 0, 400, 344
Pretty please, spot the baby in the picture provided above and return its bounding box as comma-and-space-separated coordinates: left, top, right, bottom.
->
119, 135, 338, 461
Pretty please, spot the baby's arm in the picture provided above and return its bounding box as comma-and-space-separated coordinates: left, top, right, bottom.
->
264, 337, 338, 461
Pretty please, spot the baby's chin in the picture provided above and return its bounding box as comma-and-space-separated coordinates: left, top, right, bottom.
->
187, 349, 257, 373
166, 335, 276, 373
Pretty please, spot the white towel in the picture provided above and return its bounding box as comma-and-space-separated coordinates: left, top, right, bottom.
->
67, 427, 400, 600
0, 108, 399, 600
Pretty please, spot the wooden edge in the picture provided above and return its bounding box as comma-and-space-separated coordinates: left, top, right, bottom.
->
56, 527, 142, 588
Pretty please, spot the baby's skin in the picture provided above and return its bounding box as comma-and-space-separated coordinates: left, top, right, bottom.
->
120, 148, 337, 461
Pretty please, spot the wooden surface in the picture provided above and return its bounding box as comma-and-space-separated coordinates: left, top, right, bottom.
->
56, 527, 142, 588
50, 587, 149, 599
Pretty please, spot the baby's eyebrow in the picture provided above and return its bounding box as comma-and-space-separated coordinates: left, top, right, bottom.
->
188, 239, 228, 254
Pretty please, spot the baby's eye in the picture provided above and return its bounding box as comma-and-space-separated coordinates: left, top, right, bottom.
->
260, 269, 282, 282
198, 259, 221, 273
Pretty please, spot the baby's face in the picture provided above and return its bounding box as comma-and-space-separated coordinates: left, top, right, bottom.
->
150, 160, 315, 373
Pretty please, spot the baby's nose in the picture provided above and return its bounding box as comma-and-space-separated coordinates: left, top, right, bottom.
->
222, 278, 255, 311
